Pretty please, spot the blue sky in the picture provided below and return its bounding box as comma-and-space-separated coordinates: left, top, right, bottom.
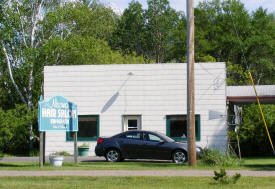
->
102, 0, 275, 14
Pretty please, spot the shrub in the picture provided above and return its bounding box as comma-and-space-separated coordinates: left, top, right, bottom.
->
50, 151, 71, 156
201, 148, 240, 167
213, 168, 241, 184
78, 143, 90, 148
0, 104, 37, 155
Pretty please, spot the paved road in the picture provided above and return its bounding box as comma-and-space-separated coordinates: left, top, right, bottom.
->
0, 170, 275, 177
1, 157, 275, 177
0, 156, 105, 163
0, 156, 171, 163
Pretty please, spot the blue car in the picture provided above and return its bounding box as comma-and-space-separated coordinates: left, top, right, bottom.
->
95, 130, 203, 163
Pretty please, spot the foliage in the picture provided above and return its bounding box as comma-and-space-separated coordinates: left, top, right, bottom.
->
213, 168, 241, 184
229, 104, 275, 156
29, 148, 40, 156
201, 148, 240, 167
78, 143, 89, 148
195, 0, 275, 85
112, 0, 180, 63
111, 0, 275, 84
50, 151, 71, 156
111, 1, 146, 56
0, 104, 37, 155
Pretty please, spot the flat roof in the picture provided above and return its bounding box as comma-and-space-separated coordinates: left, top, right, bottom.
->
227, 85, 275, 104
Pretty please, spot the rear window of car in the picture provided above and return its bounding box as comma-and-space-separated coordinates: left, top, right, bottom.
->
120, 132, 141, 140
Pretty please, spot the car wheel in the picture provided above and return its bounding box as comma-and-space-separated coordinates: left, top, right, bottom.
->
105, 148, 121, 162
172, 150, 187, 163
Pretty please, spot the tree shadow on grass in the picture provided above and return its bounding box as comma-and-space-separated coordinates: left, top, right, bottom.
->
80, 159, 187, 168
241, 164, 275, 171
0, 163, 34, 168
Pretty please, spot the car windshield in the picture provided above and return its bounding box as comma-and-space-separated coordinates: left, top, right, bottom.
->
155, 132, 175, 142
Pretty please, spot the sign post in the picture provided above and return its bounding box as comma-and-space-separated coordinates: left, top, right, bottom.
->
39, 132, 44, 167
38, 95, 78, 166
74, 132, 78, 164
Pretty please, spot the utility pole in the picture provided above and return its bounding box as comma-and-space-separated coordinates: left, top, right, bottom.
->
187, 0, 196, 166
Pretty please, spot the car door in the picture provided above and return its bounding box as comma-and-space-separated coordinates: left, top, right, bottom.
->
119, 131, 144, 158
142, 132, 171, 160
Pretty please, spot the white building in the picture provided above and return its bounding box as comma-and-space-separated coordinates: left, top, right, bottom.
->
44, 63, 227, 156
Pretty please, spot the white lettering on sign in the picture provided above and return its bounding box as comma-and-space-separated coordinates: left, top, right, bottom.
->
72, 110, 77, 118
42, 108, 76, 119
42, 108, 56, 118
53, 125, 67, 129
50, 119, 69, 124
57, 109, 77, 118
52, 98, 68, 109
58, 109, 69, 118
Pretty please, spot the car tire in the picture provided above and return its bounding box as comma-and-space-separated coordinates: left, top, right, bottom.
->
105, 148, 121, 162
172, 150, 187, 163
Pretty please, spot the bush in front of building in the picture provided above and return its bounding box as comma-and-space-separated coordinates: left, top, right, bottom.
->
0, 104, 37, 155
200, 148, 240, 167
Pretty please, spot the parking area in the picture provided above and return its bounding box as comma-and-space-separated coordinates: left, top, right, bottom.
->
0, 156, 172, 163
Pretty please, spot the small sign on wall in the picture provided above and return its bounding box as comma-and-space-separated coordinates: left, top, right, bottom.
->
38, 95, 78, 132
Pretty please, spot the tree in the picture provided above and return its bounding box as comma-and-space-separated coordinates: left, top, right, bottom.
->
229, 104, 275, 156
246, 8, 275, 84
111, 1, 146, 56
39, 1, 145, 66
0, 0, 62, 108
165, 12, 187, 62
0, 0, 62, 148
195, 0, 275, 85
0, 0, 145, 152
145, 0, 179, 62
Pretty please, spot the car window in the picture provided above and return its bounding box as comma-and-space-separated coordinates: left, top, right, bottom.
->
144, 133, 162, 142
155, 131, 175, 142
123, 132, 141, 140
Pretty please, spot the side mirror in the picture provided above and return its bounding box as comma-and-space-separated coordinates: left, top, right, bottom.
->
159, 140, 165, 144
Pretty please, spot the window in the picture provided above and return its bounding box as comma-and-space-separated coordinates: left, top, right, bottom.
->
128, 120, 138, 130
166, 115, 200, 141
122, 132, 141, 140
66, 115, 99, 141
123, 115, 141, 131
144, 133, 162, 142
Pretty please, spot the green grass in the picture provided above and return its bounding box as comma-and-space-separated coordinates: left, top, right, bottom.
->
0, 161, 203, 170
0, 176, 275, 189
0, 157, 274, 170
0, 153, 16, 157
241, 157, 275, 171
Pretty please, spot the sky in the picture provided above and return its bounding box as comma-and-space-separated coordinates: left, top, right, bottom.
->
102, 0, 275, 15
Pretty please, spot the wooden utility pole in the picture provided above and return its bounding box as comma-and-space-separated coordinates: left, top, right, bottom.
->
187, 0, 196, 166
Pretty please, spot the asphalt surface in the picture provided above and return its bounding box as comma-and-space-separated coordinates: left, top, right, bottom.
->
1, 157, 275, 177
1, 170, 275, 177
0, 156, 105, 163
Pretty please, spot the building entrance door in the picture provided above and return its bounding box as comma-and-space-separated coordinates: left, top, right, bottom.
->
123, 115, 141, 131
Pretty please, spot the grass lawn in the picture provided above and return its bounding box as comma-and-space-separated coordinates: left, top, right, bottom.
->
241, 157, 275, 171
0, 157, 274, 170
0, 176, 275, 189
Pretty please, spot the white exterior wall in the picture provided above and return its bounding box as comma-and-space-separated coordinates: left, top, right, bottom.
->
44, 63, 227, 155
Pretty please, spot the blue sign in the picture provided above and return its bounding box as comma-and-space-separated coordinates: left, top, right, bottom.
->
38, 95, 78, 132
